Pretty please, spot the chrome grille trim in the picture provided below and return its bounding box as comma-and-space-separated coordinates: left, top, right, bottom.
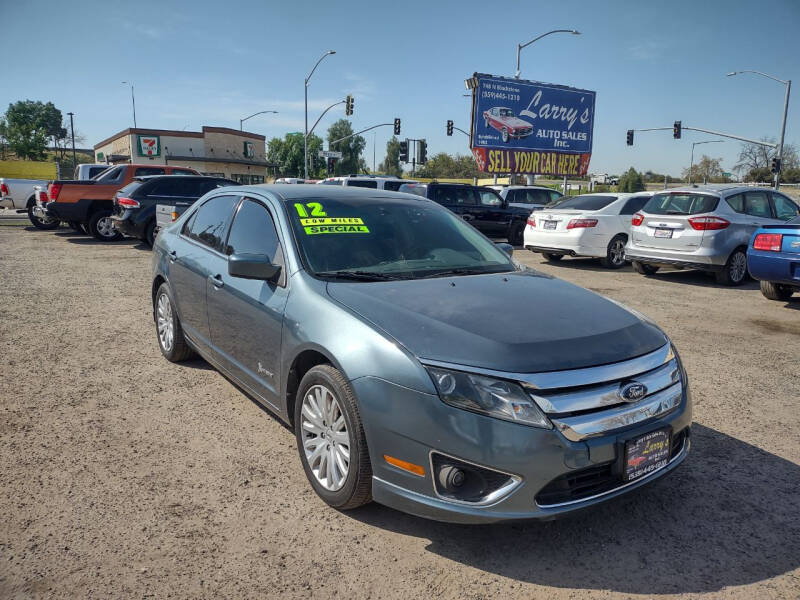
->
551, 382, 682, 442
530, 359, 680, 415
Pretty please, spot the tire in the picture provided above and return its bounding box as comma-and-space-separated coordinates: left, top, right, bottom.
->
27, 204, 60, 230
715, 248, 748, 286
144, 219, 157, 247
760, 280, 794, 301
294, 364, 372, 511
632, 260, 660, 275
502, 127, 509, 143
154, 283, 196, 362
508, 222, 525, 246
88, 210, 123, 241
600, 235, 627, 269
542, 253, 564, 262
68, 221, 85, 234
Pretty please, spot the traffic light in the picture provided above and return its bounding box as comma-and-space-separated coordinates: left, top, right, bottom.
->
418, 139, 427, 164
447, 120, 454, 136
399, 140, 409, 163
327, 157, 335, 174
771, 157, 781, 173
345, 95, 354, 116
394, 118, 401, 135
673, 121, 681, 139
626, 129, 634, 146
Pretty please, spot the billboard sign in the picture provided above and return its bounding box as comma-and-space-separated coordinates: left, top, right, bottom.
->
469, 74, 595, 176
136, 135, 161, 158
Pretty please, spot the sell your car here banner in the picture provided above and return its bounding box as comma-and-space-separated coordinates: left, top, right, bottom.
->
469, 74, 595, 176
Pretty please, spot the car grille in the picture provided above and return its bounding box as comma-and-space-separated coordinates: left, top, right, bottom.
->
534, 428, 688, 507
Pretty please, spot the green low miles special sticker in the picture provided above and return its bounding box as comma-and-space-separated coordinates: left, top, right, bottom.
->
294, 203, 370, 234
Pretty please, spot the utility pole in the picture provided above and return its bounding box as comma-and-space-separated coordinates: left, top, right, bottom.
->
67, 112, 76, 168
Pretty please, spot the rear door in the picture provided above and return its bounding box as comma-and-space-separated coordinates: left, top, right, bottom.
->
636, 192, 717, 251
742, 190, 778, 239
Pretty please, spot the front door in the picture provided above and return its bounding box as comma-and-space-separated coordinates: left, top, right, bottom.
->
206, 197, 289, 409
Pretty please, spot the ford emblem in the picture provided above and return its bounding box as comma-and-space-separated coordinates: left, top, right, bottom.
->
619, 382, 648, 402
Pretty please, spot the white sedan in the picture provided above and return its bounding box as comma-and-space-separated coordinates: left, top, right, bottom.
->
523, 192, 654, 268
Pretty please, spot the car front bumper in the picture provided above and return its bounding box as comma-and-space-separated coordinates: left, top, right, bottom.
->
352, 374, 692, 523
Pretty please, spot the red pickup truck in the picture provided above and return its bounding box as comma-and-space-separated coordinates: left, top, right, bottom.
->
41, 163, 198, 240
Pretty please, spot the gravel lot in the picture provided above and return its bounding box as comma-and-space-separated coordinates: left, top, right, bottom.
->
1, 224, 798, 599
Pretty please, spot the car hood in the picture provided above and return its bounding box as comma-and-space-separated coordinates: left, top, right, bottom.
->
502, 117, 531, 128
326, 269, 667, 373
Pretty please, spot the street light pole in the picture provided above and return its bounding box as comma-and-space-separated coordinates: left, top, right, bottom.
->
515, 29, 580, 79
67, 112, 76, 167
727, 70, 791, 189
688, 140, 723, 184
240, 110, 278, 131
305, 50, 336, 178
121, 82, 137, 128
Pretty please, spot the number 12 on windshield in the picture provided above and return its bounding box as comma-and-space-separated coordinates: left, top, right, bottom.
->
294, 203, 327, 218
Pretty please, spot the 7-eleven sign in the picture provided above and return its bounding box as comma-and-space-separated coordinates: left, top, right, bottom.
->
137, 135, 161, 157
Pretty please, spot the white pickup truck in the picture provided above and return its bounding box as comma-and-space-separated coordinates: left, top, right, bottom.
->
0, 164, 110, 229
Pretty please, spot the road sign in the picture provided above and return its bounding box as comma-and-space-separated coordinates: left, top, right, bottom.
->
319, 150, 343, 159
722, 172, 732, 177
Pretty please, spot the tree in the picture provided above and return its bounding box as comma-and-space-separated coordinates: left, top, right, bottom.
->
617, 167, 644, 192
379, 136, 402, 177
414, 152, 482, 179
735, 137, 799, 181
326, 120, 366, 176
266, 132, 323, 178
2, 100, 63, 160
682, 155, 725, 183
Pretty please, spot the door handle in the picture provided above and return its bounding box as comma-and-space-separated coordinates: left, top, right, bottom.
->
168, 250, 177, 260
210, 274, 224, 288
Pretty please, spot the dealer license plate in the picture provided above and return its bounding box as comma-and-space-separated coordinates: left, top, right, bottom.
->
624, 428, 671, 481
543, 220, 557, 230
654, 228, 673, 238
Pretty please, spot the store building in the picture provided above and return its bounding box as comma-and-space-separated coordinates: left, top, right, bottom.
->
93, 126, 274, 184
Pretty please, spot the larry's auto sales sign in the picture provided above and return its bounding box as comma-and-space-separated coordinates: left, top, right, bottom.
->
469, 74, 595, 176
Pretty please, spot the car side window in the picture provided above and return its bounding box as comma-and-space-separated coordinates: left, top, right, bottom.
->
620, 195, 649, 215
725, 193, 745, 213
771, 193, 800, 221
479, 189, 502, 206
382, 181, 404, 191
184, 195, 238, 252
135, 167, 166, 177
549, 191, 563, 203
744, 191, 773, 218
346, 180, 378, 189
225, 199, 286, 286
171, 169, 195, 176
526, 189, 552, 205
147, 179, 185, 197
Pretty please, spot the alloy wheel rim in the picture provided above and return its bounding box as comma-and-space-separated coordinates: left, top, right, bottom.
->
156, 294, 174, 352
301, 384, 350, 491
97, 217, 115, 238
610, 240, 625, 265
730, 252, 747, 282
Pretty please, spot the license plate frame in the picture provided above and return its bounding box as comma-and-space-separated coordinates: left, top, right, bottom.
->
654, 228, 673, 239
624, 427, 672, 482
543, 220, 557, 230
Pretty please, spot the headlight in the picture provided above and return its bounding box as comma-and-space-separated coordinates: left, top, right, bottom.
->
427, 367, 551, 428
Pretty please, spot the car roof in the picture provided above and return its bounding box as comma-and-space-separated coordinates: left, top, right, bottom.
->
242, 183, 432, 203
653, 184, 774, 196
133, 174, 233, 181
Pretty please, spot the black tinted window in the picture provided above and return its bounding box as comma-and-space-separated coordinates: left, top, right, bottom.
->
383, 181, 405, 191
512, 188, 553, 205
225, 199, 282, 264
620, 195, 650, 215
135, 167, 166, 177
554, 195, 617, 211
185, 195, 237, 251
147, 178, 192, 197
398, 184, 426, 197
433, 186, 477, 206
347, 180, 378, 188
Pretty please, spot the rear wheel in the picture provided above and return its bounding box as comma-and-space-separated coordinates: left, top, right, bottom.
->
154, 283, 196, 362
760, 280, 794, 301
294, 364, 372, 510
508, 222, 525, 246
88, 210, 123, 241
27, 205, 60, 230
600, 235, 627, 269
715, 248, 748, 286
144, 219, 157, 247
632, 260, 660, 275
542, 253, 564, 262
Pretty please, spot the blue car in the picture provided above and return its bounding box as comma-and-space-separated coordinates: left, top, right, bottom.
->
747, 215, 800, 301
151, 185, 691, 523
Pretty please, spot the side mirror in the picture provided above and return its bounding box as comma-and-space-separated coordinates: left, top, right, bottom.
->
495, 242, 514, 256
228, 253, 281, 282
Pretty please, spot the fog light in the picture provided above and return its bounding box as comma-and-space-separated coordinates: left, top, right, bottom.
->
437, 465, 466, 491
431, 453, 520, 504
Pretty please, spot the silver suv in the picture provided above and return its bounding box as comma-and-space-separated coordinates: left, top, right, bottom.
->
625, 185, 800, 285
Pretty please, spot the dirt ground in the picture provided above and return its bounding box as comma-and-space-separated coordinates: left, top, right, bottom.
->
1, 224, 799, 600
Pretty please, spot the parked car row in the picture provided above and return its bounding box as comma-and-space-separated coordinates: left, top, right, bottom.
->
521, 184, 800, 301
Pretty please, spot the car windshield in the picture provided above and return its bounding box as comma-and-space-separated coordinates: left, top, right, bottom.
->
499, 108, 513, 117
287, 197, 515, 280
551, 195, 617, 211
644, 193, 719, 215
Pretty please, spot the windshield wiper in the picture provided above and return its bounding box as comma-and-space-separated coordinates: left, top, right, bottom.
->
315, 270, 408, 281
418, 267, 502, 279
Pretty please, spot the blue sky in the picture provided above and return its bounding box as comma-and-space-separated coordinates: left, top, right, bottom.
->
3, 0, 799, 176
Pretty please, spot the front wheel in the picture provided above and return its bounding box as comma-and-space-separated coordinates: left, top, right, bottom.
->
715, 248, 748, 286
632, 260, 660, 275
502, 127, 509, 143
154, 283, 196, 362
27, 205, 60, 230
542, 253, 564, 262
600, 235, 627, 269
88, 210, 123, 241
295, 364, 372, 510
760, 280, 794, 301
